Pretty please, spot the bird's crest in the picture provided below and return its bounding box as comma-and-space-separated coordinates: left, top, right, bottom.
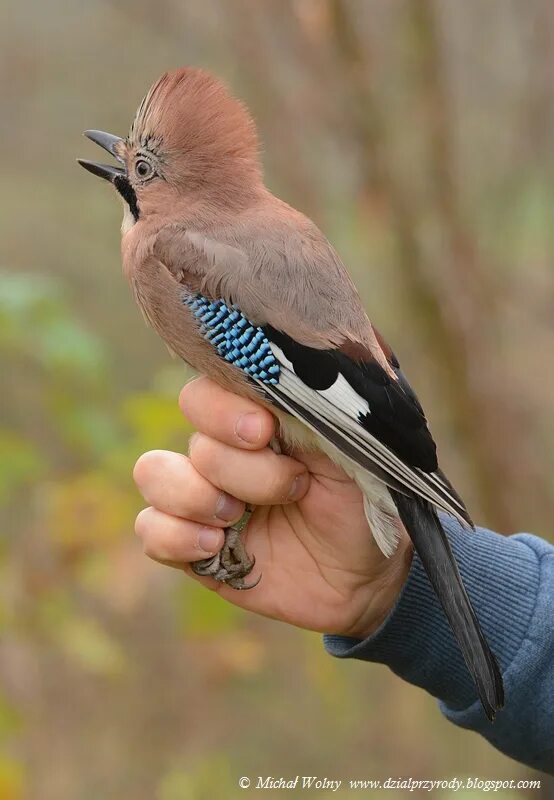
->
128, 67, 260, 176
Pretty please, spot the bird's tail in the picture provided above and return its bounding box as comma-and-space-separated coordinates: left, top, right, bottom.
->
390, 490, 505, 721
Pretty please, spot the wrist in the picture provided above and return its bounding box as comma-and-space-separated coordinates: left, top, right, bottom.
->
342, 536, 414, 640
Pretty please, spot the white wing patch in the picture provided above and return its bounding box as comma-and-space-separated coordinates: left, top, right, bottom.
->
271, 343, 370, 420
319, 373, 370, 419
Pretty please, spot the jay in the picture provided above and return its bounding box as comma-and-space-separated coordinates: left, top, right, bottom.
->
78, 67, 504, 719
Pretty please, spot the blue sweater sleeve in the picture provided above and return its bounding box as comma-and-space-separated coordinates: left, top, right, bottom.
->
324, 519, 554, 773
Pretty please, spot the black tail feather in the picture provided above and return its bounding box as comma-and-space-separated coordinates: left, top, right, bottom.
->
390, 491, 504, 720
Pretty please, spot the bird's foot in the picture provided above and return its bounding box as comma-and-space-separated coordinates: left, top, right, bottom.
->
191, 508, 260, 590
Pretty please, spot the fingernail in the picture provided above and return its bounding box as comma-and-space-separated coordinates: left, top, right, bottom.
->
215, 492, 243, 522
235, 412, 262, 444
198, 526, 223, 555
287, 471, 310, 502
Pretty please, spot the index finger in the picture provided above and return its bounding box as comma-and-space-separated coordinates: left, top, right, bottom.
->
179, 376, 275, 450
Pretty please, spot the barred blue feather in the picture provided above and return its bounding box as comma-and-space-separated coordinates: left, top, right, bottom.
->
184, 293, 280, 384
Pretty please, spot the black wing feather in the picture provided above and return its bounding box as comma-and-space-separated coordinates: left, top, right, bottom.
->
266, 325, 438, 471
334, 351, 438, 471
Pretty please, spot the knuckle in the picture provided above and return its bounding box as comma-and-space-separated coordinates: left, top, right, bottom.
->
179, 376, 205, 415
174, 452, 194, 481
134, 507, 153, 539
133, 449, 168, 488
188, 432, 216, 469
138, 520, 163, 559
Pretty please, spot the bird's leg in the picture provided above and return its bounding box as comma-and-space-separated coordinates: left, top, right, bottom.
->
190, 437, 281, 590
191, 505, 259, 590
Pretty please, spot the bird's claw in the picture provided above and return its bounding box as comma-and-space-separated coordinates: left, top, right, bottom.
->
191, 509, 260, 590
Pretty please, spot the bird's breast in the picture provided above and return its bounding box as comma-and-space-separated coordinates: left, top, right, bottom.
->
128, 255, 268, 403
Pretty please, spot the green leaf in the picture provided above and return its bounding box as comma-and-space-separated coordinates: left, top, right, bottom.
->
123, 392, 193, 450
0, 430, 44, 505
0, 271, 106, 375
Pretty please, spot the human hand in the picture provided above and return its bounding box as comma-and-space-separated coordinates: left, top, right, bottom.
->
133, 377, 413, 639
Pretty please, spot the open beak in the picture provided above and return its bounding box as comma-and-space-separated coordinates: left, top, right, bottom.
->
78, 130, 126, 182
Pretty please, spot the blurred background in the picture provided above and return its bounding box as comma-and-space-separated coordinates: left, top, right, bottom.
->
0, 0, 553, 797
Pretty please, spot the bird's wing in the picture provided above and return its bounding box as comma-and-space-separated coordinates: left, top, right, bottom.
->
153, 218, 390, 361
153, 221, 472, 527
260, 328, 471, 528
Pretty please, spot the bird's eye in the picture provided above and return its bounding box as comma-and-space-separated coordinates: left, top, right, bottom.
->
135, 159, 153, 180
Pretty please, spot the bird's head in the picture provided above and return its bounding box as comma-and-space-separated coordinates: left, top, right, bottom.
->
78, 67, 262, 231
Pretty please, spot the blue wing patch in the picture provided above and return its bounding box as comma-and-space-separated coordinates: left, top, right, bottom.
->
184, 294, 280, 384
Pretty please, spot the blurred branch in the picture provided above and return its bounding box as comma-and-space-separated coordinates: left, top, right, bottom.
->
221, 0, 324, 216
409, 0, 550, 529
326, 0, 548, 530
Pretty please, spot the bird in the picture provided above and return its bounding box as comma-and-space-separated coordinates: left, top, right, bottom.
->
78, 66, 504, 720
